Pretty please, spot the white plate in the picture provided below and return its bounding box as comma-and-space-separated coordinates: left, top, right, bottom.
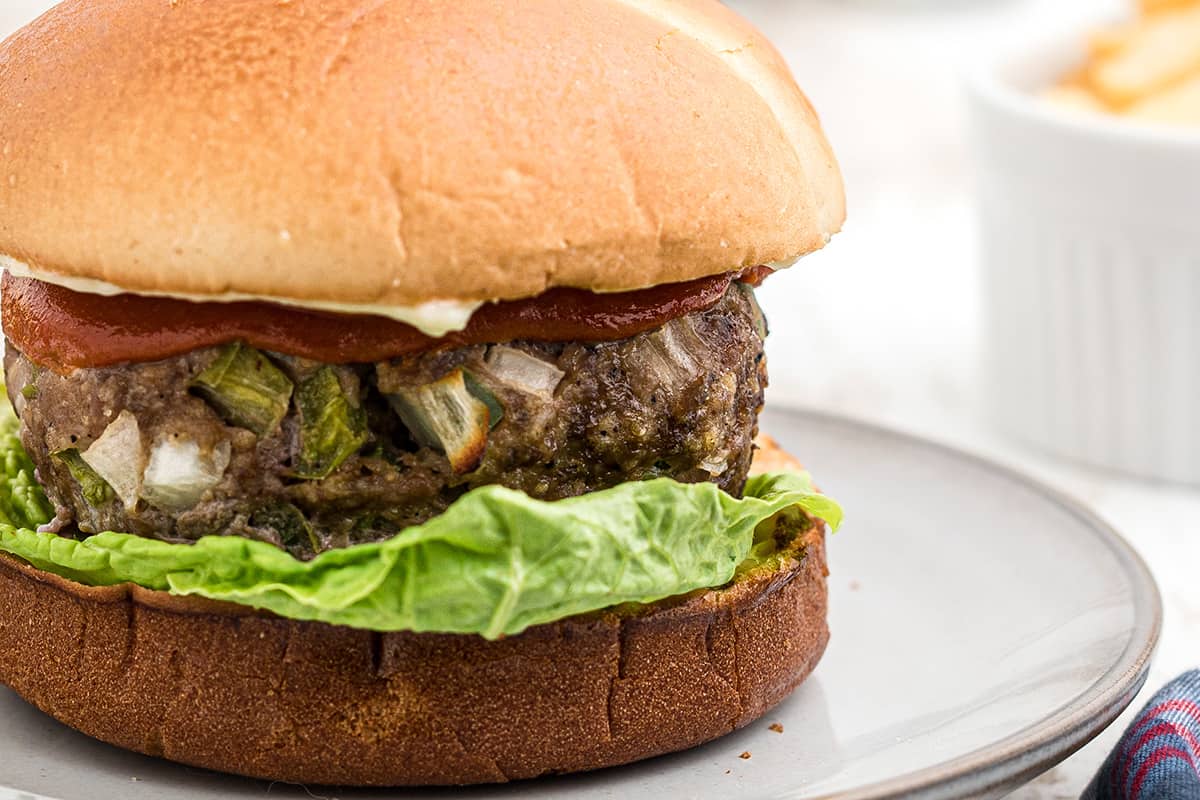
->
0, 409, 1161, 800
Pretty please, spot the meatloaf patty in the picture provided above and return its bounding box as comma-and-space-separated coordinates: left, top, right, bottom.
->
5, 286, 767, 557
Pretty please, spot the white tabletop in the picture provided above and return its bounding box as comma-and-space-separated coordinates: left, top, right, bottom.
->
726, 1, 1194, 797
1, 1, 1192, 798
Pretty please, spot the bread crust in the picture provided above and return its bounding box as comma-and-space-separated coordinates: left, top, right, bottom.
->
0, 440, 831, 786
0, 0, 843, 309
0, 529, 827, 785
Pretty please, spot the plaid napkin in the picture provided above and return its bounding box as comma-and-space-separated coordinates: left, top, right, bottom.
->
1084, 671, 1200, 800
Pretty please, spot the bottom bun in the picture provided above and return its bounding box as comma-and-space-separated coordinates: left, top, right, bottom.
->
0, 441, 829, 786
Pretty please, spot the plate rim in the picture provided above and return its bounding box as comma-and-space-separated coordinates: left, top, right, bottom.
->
764, 408, 1163, 800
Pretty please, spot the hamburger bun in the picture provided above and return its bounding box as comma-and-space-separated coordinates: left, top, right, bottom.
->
0, 439, 829, 786
0, 0, 844, 309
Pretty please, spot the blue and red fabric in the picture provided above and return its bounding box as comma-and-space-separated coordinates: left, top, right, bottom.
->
1085, 670, 1200, 800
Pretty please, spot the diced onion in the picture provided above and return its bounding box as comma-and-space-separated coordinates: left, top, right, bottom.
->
81, 410, 145, 510
483, 347, 565, 399
141, 436, 231, 511
635, 318, 704, 390
389, 369, 490, 474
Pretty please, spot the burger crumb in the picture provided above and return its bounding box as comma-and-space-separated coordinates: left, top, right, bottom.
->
849, 580, 861, 591
739, 751, 752, 760
725, 769, 732, 775
769, 722, 784, 734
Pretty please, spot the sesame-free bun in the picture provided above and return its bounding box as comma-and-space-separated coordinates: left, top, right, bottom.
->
0, 439, 831, 786
0, 0, 844, 309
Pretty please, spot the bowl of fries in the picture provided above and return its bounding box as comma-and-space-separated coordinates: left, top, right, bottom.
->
969, 0, 1200, 483
1047, 0, 1200, 125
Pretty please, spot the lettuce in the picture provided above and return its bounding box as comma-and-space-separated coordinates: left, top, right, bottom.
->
0, 396, 841, 639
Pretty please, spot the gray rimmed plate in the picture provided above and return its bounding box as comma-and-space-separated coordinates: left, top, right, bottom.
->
0, 409, 1161, 800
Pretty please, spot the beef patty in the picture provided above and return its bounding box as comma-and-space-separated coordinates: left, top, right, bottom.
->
5, 286, 767, 557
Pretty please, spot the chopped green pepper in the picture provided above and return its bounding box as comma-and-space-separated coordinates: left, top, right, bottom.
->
293, 367, 368, 479
190, 343, 293, 436
52, 448, 114, 506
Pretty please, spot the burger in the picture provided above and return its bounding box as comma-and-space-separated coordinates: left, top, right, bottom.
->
0, 0, 845, 787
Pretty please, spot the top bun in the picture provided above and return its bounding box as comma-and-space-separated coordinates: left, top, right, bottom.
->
0, 0, 844, 310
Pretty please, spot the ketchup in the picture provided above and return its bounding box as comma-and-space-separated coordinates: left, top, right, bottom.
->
2, 267, 772, 371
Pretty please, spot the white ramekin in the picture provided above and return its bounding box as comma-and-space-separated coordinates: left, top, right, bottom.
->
968, 37, 1200, 484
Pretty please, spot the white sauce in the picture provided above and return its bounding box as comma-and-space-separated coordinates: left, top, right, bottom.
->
766, 256, 803, 271
0, 252, 807, 337
0, 255, 483, 337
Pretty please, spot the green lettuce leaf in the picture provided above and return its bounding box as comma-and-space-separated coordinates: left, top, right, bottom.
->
0, 392, 841, 639
0, 419, 55, 530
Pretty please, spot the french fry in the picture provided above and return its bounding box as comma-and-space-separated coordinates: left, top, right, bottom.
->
1141, 0, 1200, 15
1088, 21, 1142, 59
1044, 85, 1110, 113
1058, 65, 1093, 89
1047, 0, 1200, 127
1126, 71, 1200, 124
1089, 6, 1200, 106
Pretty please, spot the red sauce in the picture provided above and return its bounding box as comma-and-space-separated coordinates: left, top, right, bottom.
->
2, 267, 772, 370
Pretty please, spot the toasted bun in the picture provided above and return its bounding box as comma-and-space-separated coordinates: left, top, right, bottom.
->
0, 440, 830, 786
0, 0, 843, 309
